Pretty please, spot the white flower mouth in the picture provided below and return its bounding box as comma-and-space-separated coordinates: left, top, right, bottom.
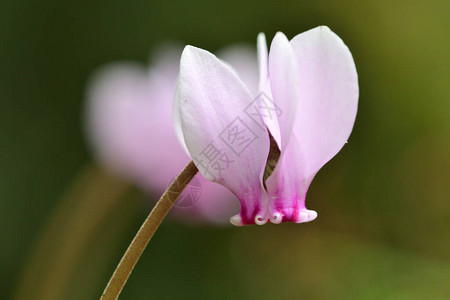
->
255, 214, 268, 225
263, 130, 281, 189
270, 212, 283, 224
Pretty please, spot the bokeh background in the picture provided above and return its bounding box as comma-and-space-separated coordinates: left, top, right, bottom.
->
2, 0, 450, 299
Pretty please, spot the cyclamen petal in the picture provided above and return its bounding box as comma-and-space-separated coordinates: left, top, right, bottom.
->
267, 32, 301, 150
290, 26, 359, 177
175, 46, 271, 225
266, 26, 358, 224
265, 32, 312, 223
267, 27, 358, 224
175, 26, 359, 225
254, 33, 282, 150
85, 46, 249, 224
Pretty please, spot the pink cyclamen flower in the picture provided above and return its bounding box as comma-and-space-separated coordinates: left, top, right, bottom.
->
174, 26, 359, 226
85, 45, 264, 224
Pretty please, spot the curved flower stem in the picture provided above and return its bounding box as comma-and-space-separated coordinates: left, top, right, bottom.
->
101, 161, 198, 300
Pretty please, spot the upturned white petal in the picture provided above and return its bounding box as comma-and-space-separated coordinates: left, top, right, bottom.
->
290, 26, 359, 177
175, 45, 270, 225
267, 26, 358, 223
267, 31, 301, 150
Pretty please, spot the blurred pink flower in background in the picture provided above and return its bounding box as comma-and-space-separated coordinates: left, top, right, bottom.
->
174, 27, 359, 225
84, 45, 259, 224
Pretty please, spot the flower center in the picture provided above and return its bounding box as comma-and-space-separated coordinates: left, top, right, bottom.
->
263, 130, 281, 189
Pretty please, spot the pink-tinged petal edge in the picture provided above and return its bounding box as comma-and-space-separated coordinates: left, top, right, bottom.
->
175, 45, 270, 225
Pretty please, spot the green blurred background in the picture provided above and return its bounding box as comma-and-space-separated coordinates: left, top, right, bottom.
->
2, 0, 450, 299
